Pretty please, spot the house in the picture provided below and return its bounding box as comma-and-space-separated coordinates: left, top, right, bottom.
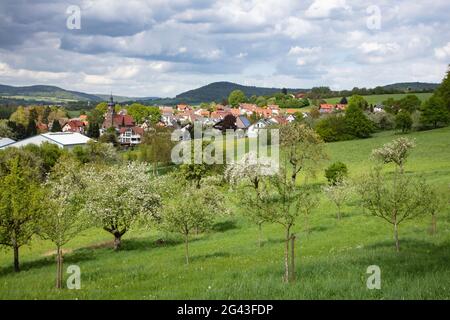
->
284, 109, 299, 115
335, 104, 347, 111
0, 137, 15, 148
319, 104, 335, 113
247, 119, 272, 138
294, 93, 306, 99
0, 132, 91, 150
255, 107, 273, 119
118, 127, 144, 146
319, 103, 347, 113
239, 103, 258, 116
229, 108, 241, 117
177, 104, 191, 112
63, 119, 86, 134
235, 115, 252, 138
374, 104, 385, 113
286, 114, 296, 123
268, 105, 280, 115
270, 116, 289, 125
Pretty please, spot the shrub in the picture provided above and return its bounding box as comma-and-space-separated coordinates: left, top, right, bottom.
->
325, 161, 348, 185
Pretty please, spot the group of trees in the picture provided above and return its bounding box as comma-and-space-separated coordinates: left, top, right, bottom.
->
307, 85, 435, 100
0, 138, 229, 287
315, 95, 375, 142
227, 90, 309, 109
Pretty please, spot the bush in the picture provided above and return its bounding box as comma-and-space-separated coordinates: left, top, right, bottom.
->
368, 112, 395, 131
395, 111, 413, 133
325, 162, 348, 185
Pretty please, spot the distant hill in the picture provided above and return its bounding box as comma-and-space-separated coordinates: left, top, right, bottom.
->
0, 81, 440, 106
175, 82, 308, 104
95, 94, 160, 103
0, 84, 102, 102
381, 82, 439, 92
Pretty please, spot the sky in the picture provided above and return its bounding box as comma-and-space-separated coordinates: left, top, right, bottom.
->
0, 0, 449, 98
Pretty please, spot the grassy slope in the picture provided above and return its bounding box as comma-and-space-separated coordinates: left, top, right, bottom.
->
0, 127, 449, 299
325, 93, 433, 105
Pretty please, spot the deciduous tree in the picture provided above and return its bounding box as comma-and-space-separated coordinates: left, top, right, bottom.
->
83, 162, 161, 250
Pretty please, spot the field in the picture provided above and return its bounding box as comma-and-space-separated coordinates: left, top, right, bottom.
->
1, 95, 78, 103
0, 127, 449, 299
324, 93, 433, 105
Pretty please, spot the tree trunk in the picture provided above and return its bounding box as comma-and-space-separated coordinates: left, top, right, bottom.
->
394, 222, 400, 252
13, 243, 20, 273
185, 234, 189, 265
337, 205, 341, 220
113, 234, 122, 251
290, 234, 296, 282
284, 228, 290, 283
431, 214, 437, 235
258, 222, 263, 247
56, 246, 63, 289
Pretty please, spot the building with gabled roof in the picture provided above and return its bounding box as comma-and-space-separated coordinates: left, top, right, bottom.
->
0, 132, 91, 150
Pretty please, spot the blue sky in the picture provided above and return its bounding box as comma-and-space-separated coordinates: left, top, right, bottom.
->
0, 0, 449, 97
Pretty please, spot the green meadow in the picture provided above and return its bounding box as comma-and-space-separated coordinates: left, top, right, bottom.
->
325, 93, 433, 105
0, 127, 449, 299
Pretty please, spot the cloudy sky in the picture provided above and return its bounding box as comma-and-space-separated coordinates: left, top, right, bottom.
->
0, 0, 449, 97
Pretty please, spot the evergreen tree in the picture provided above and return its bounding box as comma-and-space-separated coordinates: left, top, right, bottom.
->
26, 119, 37, 137
87, 122, 100, 138
344, 101, 374, 138
51, 120, 62, 132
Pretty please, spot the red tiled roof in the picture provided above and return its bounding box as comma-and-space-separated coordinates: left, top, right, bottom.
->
230, 108, 241, 116
239, 103, 258, 111
113, 114, 135, 127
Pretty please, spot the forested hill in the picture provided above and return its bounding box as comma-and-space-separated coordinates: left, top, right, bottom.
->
175, 82, 307, 104
0, 84, 102, 102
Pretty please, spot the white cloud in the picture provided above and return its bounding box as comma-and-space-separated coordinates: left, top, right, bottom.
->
358, 42, 400, 55
275, 17, 316, 39
435, 42, 450, 60
288, 46, 321, 55
305, 0, 351, 19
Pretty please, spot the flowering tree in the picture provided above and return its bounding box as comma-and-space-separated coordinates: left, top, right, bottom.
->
83, 162, 161, 250
225, 152, 277, 246
358, 167, 430, 252
160, 173, 227, 264
323, 180, 353, 220
38, 156, 87, 288
372, 137, 416, 173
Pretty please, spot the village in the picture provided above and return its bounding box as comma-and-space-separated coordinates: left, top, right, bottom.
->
0, 92, 356, 150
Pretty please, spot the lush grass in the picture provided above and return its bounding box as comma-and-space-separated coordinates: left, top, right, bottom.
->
0, 127, 449, 299
1, 95, 78, 103
325, 93, 433, 105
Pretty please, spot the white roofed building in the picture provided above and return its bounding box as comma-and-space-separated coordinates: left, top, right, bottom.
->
0, 132, 91, 150
0, 137, 15, 148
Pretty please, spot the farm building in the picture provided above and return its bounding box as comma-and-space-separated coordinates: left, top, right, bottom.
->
0, 132, 91, 150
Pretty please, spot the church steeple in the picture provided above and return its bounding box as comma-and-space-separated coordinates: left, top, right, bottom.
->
104, 92, 115, 129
